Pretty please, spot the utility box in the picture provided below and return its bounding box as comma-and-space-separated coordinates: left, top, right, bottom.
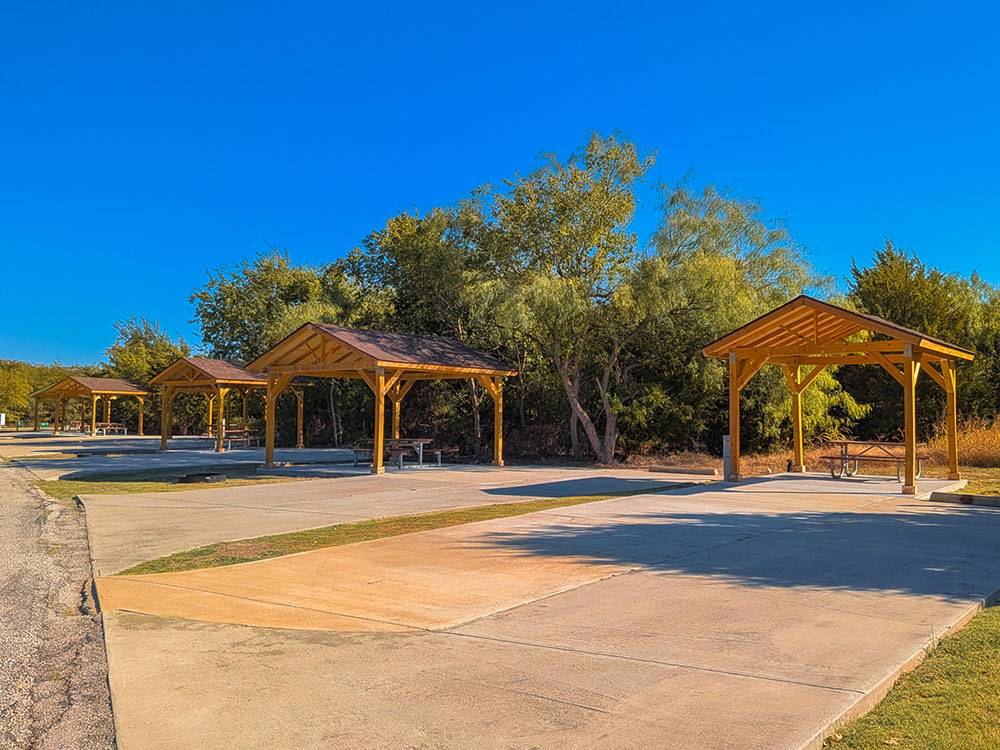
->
722, 434, 732, 481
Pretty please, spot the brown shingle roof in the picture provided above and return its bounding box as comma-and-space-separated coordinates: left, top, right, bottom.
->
703, 295, 975, 360
30, 375, 149, 399
311, 324, 514, 371
184, 357, 267, 382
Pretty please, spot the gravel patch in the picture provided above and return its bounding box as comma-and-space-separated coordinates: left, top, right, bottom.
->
0, 465, 114, 749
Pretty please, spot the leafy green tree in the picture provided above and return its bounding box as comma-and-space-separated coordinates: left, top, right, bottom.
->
846, 241, 996, 437
104, 317, 189, 433
106, 317, 189, 384
191, 250, 333, 361
486, 134, 657, 462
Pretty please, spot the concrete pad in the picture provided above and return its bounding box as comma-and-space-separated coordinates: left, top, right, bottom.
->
98, 475, 1000, 749
82, 465, 685, 574
105, 611, 860, 750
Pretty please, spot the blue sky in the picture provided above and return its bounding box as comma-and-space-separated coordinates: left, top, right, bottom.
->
3, 1, 998, 364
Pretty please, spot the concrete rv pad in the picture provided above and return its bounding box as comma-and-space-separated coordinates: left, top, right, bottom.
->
82, 465, 682, 575
98, 475, 1000, 749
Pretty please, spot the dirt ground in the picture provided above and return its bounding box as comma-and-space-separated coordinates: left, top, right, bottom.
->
0, 465, 114, 749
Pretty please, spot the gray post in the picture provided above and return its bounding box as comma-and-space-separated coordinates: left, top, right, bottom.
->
722, 435, 732, 481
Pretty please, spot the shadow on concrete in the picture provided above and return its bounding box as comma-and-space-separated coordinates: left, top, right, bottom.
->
483, 476, 682, 498
476, 501, 1000, 601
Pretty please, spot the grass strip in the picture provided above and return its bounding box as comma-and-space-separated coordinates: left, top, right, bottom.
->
118, 484, 687, 576
36, 465, 302, 499
825, 605, 1000, 749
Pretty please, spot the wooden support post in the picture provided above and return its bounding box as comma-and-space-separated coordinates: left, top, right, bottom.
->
372, 367, 386, 474
265, 375, 276, 467
90, 394, 98, 436
728, 354, 741, 481
215, 388, 228, 453
264, 373, 293, 467
295, 389, 304, 449
790, 381, 805, 472
902, 353, 920, 494
33, 399, 40, 431
241, 390, 248, 426
943, 361, 960, 480
53, 399, 61, 434
103, 397, 111, 423
389, 383, 403, 440
160, 388, 173, 450
137, 396, 144, 436
206, 395, 214, 434
493, 377, 504, 467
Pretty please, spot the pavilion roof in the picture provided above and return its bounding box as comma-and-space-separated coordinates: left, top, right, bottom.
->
31, 375, 149, 399
702, 295, 974, 362
248, 323, 516, 378
149, 357, 268, 389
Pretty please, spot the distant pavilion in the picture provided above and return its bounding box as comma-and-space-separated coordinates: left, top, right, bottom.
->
30, 376, 149, 435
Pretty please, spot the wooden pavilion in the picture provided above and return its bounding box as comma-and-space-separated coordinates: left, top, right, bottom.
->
703, 295, 974, 494
30, 376, 149, 436
247, 323, 517, 472
149, 357, 278, 453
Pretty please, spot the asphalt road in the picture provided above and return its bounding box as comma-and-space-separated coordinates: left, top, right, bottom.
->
0, 465, 114, 749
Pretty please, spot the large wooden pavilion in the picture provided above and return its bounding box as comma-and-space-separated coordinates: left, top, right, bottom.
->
247, 323, 517, 472
703, 295, 974, 494
149, 357, 276, 453
30, 376, 149, 436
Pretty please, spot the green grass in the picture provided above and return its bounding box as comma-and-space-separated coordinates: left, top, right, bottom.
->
825, 606, 1000, 749
118, 484, 686, 575
36, 465, 302, 499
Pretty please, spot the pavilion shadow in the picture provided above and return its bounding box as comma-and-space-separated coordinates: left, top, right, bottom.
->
483, 476, 682, 498
474, 506, 1000, 601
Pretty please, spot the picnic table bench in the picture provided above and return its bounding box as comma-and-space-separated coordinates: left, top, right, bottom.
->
94, 422, 128, 435
351, 438, 443, 469
821, 440, 928, 481
223, 428, 261, 449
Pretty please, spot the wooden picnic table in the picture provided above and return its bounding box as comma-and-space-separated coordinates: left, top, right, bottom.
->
352, 438, 441, 468
94, 421, 128, 435
822, 440, 928, 481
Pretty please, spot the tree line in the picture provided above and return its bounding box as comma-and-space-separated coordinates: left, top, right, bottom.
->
4, 133, 998, 460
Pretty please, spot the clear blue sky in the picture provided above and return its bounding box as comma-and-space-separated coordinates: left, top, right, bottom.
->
3, 1, 998, 364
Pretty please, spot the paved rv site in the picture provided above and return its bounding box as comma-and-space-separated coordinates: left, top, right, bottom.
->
3, 432, 1000, 749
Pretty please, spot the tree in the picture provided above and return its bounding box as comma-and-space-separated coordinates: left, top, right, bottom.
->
104, 317, 190, 433
106, 317, 189, 385
191, 250, 335, 362
487, 133, 656, 463
846, 241, 996, 436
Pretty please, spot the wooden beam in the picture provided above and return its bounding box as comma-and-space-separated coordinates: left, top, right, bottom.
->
295, 389, 304, 449
920, 359, 948, 390
90, 394, 98, 436
492, 376, 504, 466
728, 354, 741, 481
136, 396, 144, 436
33, 399, 40, 431
160, 387, 173, 450
735, 357, 767, 391
797, 364, 827, 393
942, 360, 960, 479
215, 388, 228, 453
372, 367, 386, 474
265, 374, 277, 467
902, 356, 919, 494
734, 340, 903, 359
